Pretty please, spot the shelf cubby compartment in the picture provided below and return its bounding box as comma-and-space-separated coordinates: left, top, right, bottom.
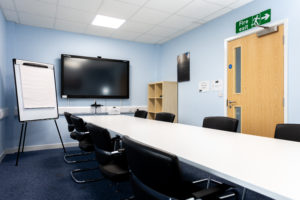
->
148, 99, 155, 113
155, 98, 162, 113
148, 84, 155, 98
155, 83, 163, 98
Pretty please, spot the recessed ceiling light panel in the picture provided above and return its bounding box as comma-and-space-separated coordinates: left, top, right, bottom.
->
92, 15, 125, 29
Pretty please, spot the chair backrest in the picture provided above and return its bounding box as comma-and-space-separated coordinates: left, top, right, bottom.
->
275, 124, 300, 142
203, 116, 239, 132
64, 112, 74, 132
123, 136, 183, 198
155, 112, 175, 123
70, 115, 88, 132
86, 123, 114, 164
134, 109, 148, 119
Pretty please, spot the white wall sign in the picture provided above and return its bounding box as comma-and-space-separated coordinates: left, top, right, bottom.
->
198, 81, 210, 93
212, 80, 223, 91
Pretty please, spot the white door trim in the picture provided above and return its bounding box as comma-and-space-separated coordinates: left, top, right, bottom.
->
224, 19, 288, 123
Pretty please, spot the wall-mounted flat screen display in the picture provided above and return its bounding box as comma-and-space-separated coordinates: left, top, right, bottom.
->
61, 54, 129, 98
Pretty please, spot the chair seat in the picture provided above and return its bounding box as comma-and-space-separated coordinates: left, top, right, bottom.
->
99, 162, 129, 182
79, 138, 94, 152
70, 131, 90, 141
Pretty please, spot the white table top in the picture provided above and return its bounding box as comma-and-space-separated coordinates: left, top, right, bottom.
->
81, 115, 300, 200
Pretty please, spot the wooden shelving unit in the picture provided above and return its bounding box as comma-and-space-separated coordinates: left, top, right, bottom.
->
147, 81, 178, 122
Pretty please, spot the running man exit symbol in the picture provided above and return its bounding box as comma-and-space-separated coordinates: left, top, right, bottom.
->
236, 9, 271, 33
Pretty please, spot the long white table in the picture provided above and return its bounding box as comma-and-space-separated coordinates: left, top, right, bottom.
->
81, 115, 300, 200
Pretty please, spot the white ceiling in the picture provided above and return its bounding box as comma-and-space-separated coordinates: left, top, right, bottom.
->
0, 0, 253, 44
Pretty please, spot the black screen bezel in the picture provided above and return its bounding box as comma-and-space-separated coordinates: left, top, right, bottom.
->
61, 54, 129, 99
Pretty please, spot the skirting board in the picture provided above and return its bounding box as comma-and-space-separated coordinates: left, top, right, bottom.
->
1, 142, 78, 163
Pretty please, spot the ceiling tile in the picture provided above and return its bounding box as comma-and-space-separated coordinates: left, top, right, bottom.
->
54, 19, 87, 33
166, 22, 201, 41
168, 28, 188, 40
85, 25, 114, 37
97, 0, 140, 19
144, 0, 193, 13
203, 7, 232, 21
14, 0, 57, 18
59, 0, 102, 12
118, 20, 154, 33
159, 15, 201, 29
204, 0, 237, 6
117, 0, 149, 6
135, 33, 163, 43
19, 12, 54, 29
182, 22, 202, 32
0, 0, 15, 10
2, 9, 19, 22
157, 37, 171, 44
130, 7, 170, 25
56, 6, 95, 24
111, 30, 142, 40
148, 26, 179, 37
0, 0, 254, 44
177, 0, 222, 19
228, 0, 253, 9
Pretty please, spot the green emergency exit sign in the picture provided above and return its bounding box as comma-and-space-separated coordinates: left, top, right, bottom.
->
236, 9, 271, 33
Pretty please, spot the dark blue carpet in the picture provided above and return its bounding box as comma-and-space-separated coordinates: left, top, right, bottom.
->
0, 147, 273, 200
0, 148, 132, 200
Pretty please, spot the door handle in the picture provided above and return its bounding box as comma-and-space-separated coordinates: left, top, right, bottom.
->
227, 100, 237, 108
228, 101, 237, 104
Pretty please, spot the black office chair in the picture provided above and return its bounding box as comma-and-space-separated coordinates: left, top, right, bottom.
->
71, 123, 129, 184
70, 115, 94, 152
198, 117, 239, 188
123, 136, 237, 200
275, 124, 300, 142
64, 115, 95, 164
64, 112, 89, 141
155, 112, 175, 123
203, 117, 239, 132
134, 109, 148, 119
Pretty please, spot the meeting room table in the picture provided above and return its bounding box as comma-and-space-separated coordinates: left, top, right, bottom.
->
81, 115, 300, 200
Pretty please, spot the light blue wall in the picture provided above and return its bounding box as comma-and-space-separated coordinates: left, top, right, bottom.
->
4, 23, 159, 149
158, 0, 300, 126
0, 10, 8, 155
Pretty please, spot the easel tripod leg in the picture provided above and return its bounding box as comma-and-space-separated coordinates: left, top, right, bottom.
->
16, 123, 25, 166
21, 123, 28, 153
54, 120, 66, 153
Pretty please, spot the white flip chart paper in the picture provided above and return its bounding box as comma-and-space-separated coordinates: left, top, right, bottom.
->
20, 65, 56, 109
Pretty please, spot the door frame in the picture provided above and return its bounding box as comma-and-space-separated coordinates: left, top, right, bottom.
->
224, 19, 288, 123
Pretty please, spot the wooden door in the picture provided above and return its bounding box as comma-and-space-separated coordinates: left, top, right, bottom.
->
227, 25, 284, 138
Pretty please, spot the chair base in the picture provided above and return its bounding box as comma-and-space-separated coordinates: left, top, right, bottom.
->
193, 178, 238, 200
70, 167, 104, 184
64, 152, 95, 164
